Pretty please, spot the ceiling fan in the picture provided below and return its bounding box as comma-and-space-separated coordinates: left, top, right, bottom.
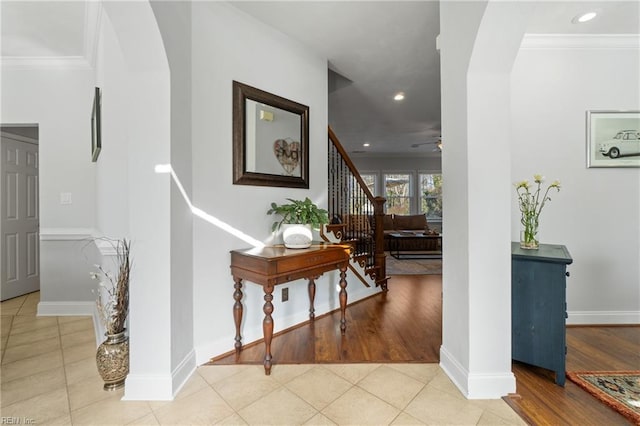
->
411, 137, 442, 151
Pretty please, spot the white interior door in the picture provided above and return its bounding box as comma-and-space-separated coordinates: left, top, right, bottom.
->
1, 132, 40, 301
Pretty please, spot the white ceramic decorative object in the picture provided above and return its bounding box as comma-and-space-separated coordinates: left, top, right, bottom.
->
281, 224, 312, 249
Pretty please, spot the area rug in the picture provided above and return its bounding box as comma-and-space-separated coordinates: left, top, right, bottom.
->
385, 253, 442, 275
567, 371, 640, 425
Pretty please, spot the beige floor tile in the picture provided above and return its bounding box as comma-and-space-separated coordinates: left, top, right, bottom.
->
471, 399, 527, 425
387, 363, 441, 384
67, 372, 117, 411
322, 386, 401, 425
214, 412, 249, 425
62, 340, 97, 364
7, 324, 59, 347
71, 394, 152, 425
0, 307, 21, 316
0, 387, 70, 424
270, 363, 314, 384
58, 315, 91, 324
285, 366, 352, 410
16, 303, 38, 316
0, 349, 64, 382
64, 355, 100, 385
196, 364, 246, 386
302, 412, 338, 425
0, 334, 7, 353
425, 370, 467, 400
47, 414, 73, 425
24, 291, 40, 303
357, 365, 425, 410
1, 336, 61, 364
1, 316, 13, 337
59, 317, 94, 335
477, 409, 525, 425
238, 386, 317, 425
61, 328, 95, 348
9, 316, 57, 335
148, 371, 209, 410
390, 412, 427, 425
152, 386, 235, 425
0, 296, 26, 312
322, 363, 382, 384
1, 366, 66, 407
404, 386, 484, 425
212, 365, 282, 411
126, 412, 160, 425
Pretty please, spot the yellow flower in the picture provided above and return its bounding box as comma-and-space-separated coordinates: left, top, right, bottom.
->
533, 174, 544, 184
550, 180, 561, 189
516, 180, 529, 189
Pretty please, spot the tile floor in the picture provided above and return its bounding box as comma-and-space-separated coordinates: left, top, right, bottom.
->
1, 292, 526, 425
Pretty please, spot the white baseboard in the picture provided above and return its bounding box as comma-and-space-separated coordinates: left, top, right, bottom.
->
567, 311, 640, 325
466, 372, 516, 399
172, 350, 196, 397
122, 351, 196, 401
440, 346, 515, 399
37, 301, 95, 316
122, 374, 174, 401
439, 345, 469, 397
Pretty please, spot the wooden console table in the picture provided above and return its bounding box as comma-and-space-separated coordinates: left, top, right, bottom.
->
230, 244, 351, 375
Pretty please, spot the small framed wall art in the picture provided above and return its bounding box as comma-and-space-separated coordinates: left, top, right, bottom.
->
91, 87, 102, 162
586, 110, 640, 168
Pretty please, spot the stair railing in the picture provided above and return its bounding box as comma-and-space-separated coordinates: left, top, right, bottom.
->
327, 126, 387, 289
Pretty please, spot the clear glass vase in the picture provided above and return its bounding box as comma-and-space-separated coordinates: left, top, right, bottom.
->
520, 221, 539, 250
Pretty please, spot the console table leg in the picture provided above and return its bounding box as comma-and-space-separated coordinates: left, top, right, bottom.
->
263, 285, 274, 375
308, 278, 316, 320
233, 277, 243, 352
339, 266, 347, 334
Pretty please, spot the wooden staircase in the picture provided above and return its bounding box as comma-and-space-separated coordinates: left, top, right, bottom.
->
324, 127, 388, 290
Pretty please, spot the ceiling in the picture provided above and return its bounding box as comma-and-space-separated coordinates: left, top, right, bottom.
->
2, 1, 638, 157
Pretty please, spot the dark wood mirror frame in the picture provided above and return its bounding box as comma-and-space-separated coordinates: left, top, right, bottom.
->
232, 81, 309, 188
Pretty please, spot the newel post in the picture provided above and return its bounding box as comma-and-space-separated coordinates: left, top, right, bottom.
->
373, 196, 387, 289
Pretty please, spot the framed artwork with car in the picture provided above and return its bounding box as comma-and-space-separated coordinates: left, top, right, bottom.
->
587, 110, 640, 168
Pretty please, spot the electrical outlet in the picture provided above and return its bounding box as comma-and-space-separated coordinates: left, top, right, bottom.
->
281, 287, 289, 302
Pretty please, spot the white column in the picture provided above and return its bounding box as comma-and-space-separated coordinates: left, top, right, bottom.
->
439, 1, 535, 398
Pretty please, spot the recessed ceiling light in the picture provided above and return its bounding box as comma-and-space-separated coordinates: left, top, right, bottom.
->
394, 92, 405, 101
572, 11, 597, 24
363, 143, 370, 147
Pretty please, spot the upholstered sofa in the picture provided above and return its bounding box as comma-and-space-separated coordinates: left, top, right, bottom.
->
381, 214, 440, 251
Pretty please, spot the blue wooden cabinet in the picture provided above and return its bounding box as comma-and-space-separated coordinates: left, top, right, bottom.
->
511, 242, 573, 386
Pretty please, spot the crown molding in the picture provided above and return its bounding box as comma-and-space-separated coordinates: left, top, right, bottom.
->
1, 56, 92, 70
521, 34, 640, 50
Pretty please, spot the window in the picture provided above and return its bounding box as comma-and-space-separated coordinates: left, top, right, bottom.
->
360, 173, 377, 196
419, 173, 442, 220
384, 173, 412, 215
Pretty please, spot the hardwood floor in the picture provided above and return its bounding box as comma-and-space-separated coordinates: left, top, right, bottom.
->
209, 274, 639, 425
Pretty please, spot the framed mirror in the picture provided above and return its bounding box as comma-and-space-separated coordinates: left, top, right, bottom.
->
233, 81, 309, 188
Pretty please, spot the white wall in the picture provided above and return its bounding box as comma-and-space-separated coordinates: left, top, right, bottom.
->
1, 62, 98, 309
191, 3, 380, 364
511, 36, 640, 324
150, 0, 196, 394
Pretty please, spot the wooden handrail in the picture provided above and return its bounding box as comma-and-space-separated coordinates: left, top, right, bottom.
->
327, 126, 387, 290
328, 126, 376, 202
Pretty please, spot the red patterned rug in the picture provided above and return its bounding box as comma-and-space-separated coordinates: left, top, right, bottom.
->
567, 371, 640, 425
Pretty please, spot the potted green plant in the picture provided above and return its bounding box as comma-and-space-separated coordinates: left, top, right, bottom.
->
267, 197, 329, 248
